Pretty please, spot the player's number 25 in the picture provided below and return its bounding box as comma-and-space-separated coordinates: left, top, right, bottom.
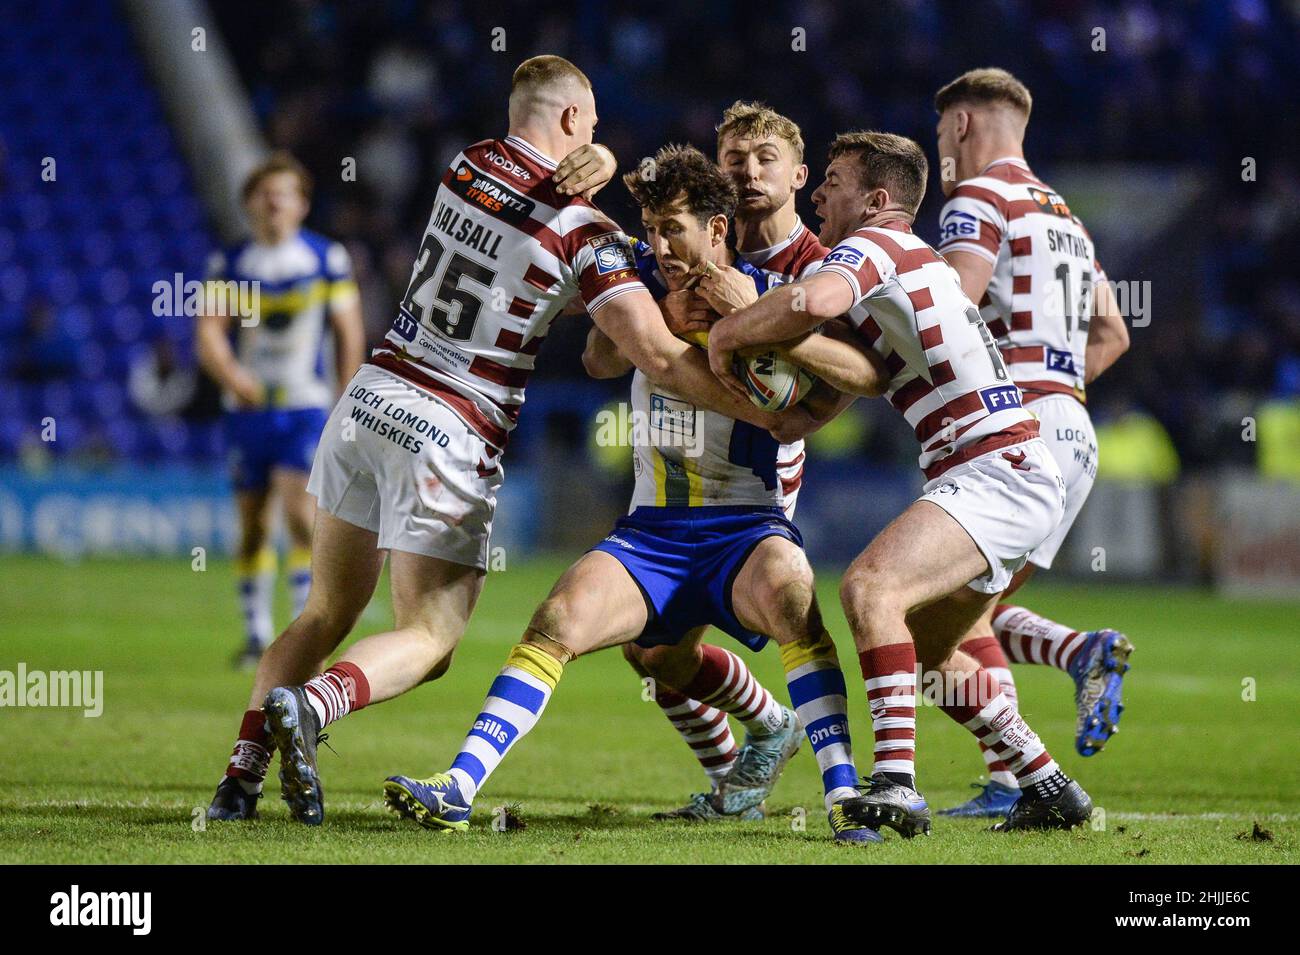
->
400, 233, 498, 342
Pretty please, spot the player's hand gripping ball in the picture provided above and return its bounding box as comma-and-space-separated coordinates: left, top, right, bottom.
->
737, 351, 816, 412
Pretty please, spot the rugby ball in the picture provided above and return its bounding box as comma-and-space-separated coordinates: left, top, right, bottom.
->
739, 350, 816, 412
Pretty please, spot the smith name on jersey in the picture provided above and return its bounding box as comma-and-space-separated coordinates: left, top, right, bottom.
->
207, 229, 358, 410
938, 157, 1107, 403
370, 135, 644, 454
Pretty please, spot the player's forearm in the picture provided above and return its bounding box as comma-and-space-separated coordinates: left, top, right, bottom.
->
778, 333, 887, 398
644, 340, 778, 428
800, 384, 858, 432
596, 308, 771, 426
331, 302, 366, 390
195, 314, 245, 391
710, 283, 825, 354
1084, 279, 1129, 384
582, 326, 634, 379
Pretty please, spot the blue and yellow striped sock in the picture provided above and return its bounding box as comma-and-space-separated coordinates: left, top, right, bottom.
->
286, 546, 312, 618
781, 631, 860, 810
447, 643, 564, 802
236, 548, 277, 650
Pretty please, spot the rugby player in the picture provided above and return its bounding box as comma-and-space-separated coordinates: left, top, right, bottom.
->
931, 68, 1133, 817
708, 131, 1095, 837
621, 104, 873, 821
381, 143, 888, 842
206, 56, 799, 824
196, 153, 364, 669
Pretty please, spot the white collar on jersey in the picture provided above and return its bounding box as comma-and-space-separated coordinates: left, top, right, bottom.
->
740, 217, 805, 267
505, 135, 560, 170
983, 156, 1031, 173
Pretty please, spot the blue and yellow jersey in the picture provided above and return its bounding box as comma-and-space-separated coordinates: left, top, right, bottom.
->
205, 228, 358, 411
623, 241, 803, 514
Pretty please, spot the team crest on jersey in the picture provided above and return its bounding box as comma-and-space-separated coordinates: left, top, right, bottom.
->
823, 245, 863, 268
449, 164, 535, 226
940, 209, 978, 241
1028, 187, 1072, 219
589, 232, 636, 275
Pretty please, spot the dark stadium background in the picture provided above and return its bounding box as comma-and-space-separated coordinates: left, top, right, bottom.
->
2, 0, 1298, 587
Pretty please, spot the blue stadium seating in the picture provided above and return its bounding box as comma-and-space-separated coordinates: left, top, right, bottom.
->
0, 0, 217, 461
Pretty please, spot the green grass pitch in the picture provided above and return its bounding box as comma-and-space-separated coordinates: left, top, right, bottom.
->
1, 554, 1296, 864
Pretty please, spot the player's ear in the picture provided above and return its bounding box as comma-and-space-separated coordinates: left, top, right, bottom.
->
710, 214, 728, 247
792, 163, 808, 190
955, 109, 972, 141
560, 103, 578, 136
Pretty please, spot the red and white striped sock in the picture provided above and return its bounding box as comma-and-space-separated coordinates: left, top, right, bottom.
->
682, 645, 786, 736
993, 604, 1089, 673
302, 662, 371, 729
859, 643, 917, 787
940, 667, 1059, 787
960, 635, 1020, 789
225, 708, 271, 793
655, 687, 738, 786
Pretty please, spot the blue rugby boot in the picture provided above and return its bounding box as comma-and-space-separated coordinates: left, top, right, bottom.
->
207, 776, 261, 821
840, 774, 932, 838
652, 792, 765, 822
383, 773, 472, 832
828, 800, 884, 844
714, 705, 802, 815
1069, 630, 1133, 756
937, 780, 1021, 818
263, 686, 324, 826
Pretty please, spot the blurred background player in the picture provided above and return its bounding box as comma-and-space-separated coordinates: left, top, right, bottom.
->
381, 143, 887, 842
209, 56, 798, 824
196, 153, 364, 668
931, 69, 1133, 818
710, 131, 1094, 838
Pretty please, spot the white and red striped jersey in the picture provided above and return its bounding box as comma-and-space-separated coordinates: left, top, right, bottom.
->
371, 135, 644, 451
818, 220, 1037, 479
937, 158, 1106, 404
741, 216, 827, 509
741, 217, 828, 285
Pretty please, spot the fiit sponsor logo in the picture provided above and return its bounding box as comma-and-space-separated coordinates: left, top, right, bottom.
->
49, 886, 151, 935
0, 664, 103, 717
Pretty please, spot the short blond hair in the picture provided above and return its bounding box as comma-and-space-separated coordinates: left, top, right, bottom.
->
716, 100, 805, 163
828, 131, 928, 214
934, 68, 1032, 118
511, 55, 591, 97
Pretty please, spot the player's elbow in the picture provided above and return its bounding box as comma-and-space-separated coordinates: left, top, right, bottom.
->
803, 281, 849, 322
581, 348, 623, 380
1112, 316, 1131, 356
